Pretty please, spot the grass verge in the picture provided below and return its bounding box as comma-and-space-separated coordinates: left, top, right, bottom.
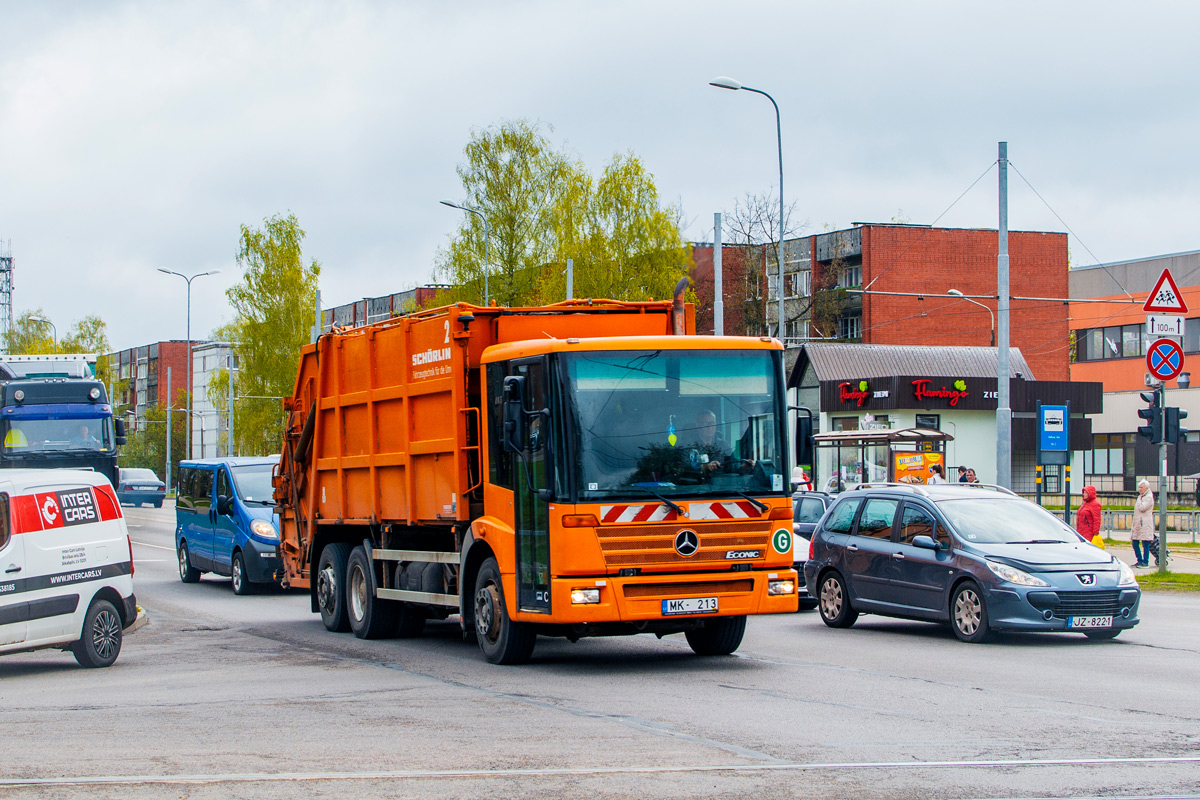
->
1135, 572, 1200, 592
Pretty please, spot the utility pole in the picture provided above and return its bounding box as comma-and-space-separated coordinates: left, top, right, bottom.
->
714, 212, 724, 336
227, 352, 235, 458
996, 141, 1012, 488
1159, 389, 1169, 575
566, 258, 573, 301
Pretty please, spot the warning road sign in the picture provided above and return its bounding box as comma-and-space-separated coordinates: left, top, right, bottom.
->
1143, 268, 1189, 314
1147, 337, 1185, 382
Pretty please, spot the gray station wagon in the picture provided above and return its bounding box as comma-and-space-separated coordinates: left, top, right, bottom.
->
803, 483, 1141, 642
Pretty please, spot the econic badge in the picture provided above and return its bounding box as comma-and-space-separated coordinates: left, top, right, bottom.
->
1147, 338, 1185, 382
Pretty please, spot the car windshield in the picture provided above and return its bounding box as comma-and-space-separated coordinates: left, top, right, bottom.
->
3, 417, 114, 452
230, 464, 276, 505
937, 497, 1080, 544
564, 350, 786, 499
123, 469, 159, 482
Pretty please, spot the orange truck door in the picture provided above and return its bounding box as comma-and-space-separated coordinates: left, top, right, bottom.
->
508, 357, 552, 614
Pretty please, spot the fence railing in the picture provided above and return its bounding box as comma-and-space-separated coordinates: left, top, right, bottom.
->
1101, 509, 1199, 543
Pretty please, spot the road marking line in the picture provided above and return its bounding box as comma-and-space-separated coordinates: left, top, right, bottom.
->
132, 541, 174, 551
3, 755, 1199, 787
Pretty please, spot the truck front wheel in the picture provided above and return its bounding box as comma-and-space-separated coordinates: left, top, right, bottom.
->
316, 542, 352, 632
347, 546, 396, 639
473, 557, 536, 665
685, 615, 747, 656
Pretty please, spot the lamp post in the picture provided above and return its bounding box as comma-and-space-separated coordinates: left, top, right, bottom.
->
710, 76, 785, 341
157, 267, 220, 459
947, 289, 995, 346
28, 316, 56, 353
440, 201, 491, 306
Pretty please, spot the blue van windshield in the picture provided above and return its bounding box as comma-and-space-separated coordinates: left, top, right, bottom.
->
231, 464, 275, 505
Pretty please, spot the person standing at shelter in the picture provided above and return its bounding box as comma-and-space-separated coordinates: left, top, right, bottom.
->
957, 466, 968, 483
927, 464, 947, 484
1131, 479, 1155, 568
1075, 485, 1103, 547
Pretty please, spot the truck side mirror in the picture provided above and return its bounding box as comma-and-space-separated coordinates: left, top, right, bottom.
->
502, 376, 526, 454
792, 406, 813, 470
114, 418, 127, 446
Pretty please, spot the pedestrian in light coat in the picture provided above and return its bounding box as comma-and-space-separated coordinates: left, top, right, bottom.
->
1131, 479, 1155, 567
1075, 485, 1103, 546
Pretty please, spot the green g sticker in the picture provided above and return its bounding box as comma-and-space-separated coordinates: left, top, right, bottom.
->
772, 528, 792, 555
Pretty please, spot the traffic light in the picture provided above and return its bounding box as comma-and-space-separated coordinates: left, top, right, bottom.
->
1166, 406, 1189, 444
1138, 390, 1163, 444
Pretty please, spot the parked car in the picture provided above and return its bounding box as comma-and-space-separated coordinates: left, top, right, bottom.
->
116, 467, 166, 508
803, 483, 1141, 642
0, 469, 143, 667
792, 491, 833, 610
174, 456, 281, 595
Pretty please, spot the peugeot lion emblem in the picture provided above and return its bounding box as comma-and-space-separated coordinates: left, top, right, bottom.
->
1076, 573, 1096, 586
674, 529, 700, 557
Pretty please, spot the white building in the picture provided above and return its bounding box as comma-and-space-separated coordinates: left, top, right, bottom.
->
190, 342, 232, 459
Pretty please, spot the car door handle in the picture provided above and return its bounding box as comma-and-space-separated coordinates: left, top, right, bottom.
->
891, 552, 905, 560
846, 544, 859, 551
5, 565, 20, 573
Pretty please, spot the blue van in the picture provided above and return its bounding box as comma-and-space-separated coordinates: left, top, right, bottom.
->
174, 456, 281, 595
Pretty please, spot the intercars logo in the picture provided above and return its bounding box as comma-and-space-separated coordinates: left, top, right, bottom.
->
674, 529, 699, 557
1076, 573, 1096, 586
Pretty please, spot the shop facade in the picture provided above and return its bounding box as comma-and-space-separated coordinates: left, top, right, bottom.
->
789, 344, 1102, 494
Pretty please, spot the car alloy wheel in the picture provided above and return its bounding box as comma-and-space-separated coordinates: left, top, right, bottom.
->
820, 577, 843, 620
953, 588, 982, 636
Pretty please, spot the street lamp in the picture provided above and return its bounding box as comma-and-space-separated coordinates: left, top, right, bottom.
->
710, 76, 786, 341
28, 315, 56, 353
440, 201, 491, 306
947, 289, 996, 346
157, 267, 220, 459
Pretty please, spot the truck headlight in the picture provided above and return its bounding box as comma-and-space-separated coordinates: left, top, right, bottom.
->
570, 588, 600, 605
250, 519, 279, 540
986, 560, 1049, 587
768, 579, 795, 596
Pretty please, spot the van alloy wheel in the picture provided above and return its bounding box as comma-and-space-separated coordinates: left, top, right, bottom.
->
91, 607, 121, 660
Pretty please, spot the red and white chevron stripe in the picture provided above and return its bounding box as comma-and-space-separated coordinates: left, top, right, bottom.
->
689, 501, 762, 521
599, 503, 679, 524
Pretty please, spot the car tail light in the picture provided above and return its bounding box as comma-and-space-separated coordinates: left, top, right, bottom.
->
127, 534, 134, 575
808, 536, 815, 560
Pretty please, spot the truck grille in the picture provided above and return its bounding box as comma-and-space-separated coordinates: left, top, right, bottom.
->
623, 579, 754, 599
597, 521, 770, 567
1051, 590, 1123, 618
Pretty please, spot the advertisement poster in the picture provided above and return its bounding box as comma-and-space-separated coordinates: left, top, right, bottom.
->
893, 451, 944, 484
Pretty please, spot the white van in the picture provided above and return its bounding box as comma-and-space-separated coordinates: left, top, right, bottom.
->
0, 469, 141, 667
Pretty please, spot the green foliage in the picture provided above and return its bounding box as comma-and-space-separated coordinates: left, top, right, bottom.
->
118, 403, 187, 482
213, 214, 319, 456
435, 119, 692, 307
3, 311, 113, 386
4, 310, 57, 354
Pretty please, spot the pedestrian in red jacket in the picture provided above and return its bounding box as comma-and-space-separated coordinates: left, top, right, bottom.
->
1075, 485, 1103, 544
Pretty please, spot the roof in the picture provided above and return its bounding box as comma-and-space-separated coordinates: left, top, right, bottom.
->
789, 343, 1034, 386
812, 427, 954, 444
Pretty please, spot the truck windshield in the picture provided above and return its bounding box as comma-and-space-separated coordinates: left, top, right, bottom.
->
231, 463, 277, 505
2, 417, 113, 453
563, 350, 786, 500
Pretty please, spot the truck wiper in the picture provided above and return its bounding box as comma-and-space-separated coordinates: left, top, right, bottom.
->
634, 487, 684, 517
732, 492, 768, 515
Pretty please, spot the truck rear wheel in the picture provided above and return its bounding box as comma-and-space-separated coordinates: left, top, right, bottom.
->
317, 542, 352, 632
347, 546, 396, 639
685, 615, 747, 656
473, 557, 536, 665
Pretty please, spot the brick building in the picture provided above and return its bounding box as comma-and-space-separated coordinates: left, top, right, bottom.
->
107, 341, 190, 421
692, 223, 1071, 381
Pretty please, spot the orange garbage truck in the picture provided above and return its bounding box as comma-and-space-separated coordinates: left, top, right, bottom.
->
273, 288, 799, 664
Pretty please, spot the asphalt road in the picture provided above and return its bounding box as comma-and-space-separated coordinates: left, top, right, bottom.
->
1, 501, 1198, 800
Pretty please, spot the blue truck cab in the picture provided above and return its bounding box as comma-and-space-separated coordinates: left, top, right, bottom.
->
174, 456, 281, 594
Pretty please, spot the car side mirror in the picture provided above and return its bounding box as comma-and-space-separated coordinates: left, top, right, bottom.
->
911, 535, 940, 550
217, 494, 234, 516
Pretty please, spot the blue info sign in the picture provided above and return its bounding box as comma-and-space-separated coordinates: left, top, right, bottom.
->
1039, 405, 1068, 453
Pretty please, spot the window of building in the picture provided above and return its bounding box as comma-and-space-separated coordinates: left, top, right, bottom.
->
832, 417, 858, 432
1122, 324, 1142, 358
785, 318, 809, 342
915, 414, 940, 430
839, 314, 862, 340
837, 265, 863, 289
1185, 318, 1200, 354
1082, 433, 1126, 476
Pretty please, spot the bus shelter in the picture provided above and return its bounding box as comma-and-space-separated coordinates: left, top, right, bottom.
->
813, 427, 955, 493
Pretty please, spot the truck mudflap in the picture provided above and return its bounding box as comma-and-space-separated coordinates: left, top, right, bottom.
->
512, 569, 799, 624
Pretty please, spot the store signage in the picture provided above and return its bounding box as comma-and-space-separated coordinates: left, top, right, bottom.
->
911, 378, 970, 407
838, 380, 890, 407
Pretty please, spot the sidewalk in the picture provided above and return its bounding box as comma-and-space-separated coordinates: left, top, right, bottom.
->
1102, 530, 1200, 574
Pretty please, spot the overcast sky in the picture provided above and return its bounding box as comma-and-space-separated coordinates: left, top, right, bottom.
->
2, 1, 1198, 350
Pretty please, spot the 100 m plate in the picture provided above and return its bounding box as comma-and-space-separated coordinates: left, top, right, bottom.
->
662, 597, 718, 615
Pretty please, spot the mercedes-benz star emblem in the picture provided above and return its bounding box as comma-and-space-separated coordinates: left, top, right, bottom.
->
1077, 573, 1096, 586
674, 529, 699, 557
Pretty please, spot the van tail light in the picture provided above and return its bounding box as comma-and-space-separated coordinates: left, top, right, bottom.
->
127, 534, 135, 575
808, 536, 815, 560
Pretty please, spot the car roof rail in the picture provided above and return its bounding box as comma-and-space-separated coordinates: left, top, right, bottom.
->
958, 482, 1019, 497
849, 482, 930, 496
